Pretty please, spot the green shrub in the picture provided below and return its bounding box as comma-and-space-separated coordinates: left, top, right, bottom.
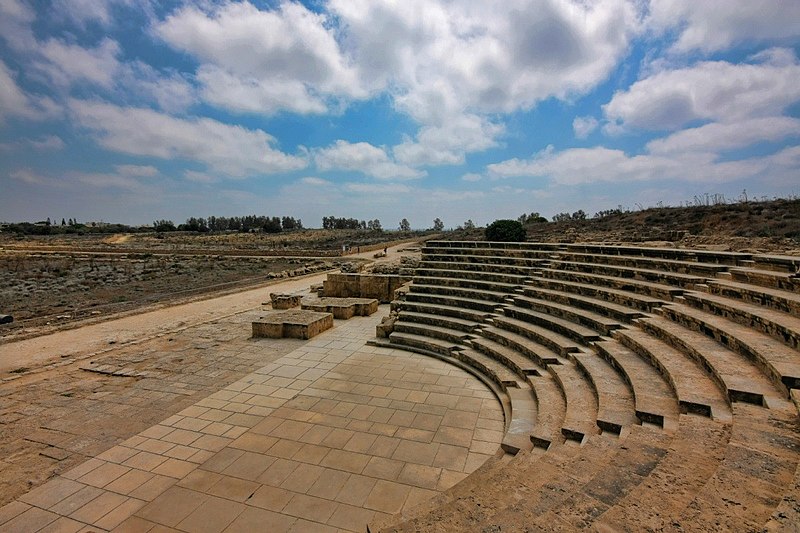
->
485, 219, 526, 242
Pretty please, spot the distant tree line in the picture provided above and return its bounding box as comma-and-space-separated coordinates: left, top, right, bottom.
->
154, 215, 303, 233
322, 216, 383, 231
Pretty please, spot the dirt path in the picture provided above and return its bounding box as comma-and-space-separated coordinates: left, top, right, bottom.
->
0, 241, 417, 375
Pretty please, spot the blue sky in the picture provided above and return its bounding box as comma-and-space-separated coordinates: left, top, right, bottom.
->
1, 1, 799, 229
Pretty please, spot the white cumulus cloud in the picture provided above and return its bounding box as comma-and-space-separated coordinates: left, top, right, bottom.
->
70, 100, 307, 177
603, 51, 800, 131
315, 140, 424, 180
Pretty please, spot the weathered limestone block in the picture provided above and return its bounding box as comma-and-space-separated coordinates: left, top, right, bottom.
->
269, 292, 302, 309
301, 297, 379, 319
252, 310, 333, 339
322, 273, 411, 303
376, 314, 397, 338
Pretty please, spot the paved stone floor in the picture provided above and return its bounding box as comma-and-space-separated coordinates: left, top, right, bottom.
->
0, 308, 504, 532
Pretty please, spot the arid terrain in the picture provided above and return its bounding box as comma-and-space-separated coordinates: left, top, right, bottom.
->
0, 229, 427, 342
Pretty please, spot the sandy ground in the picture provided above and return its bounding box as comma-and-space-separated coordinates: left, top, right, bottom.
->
0, 242, 415, 376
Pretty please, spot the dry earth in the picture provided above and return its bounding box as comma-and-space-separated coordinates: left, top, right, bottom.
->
0, 243, 419, 508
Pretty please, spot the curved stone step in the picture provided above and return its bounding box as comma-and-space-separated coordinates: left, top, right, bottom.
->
414, 274, 522, 294
564, 243, 750, 265
409, 283, 511, 303
594, 339, 680, 428
397, 310, 481, 333
491, 315, 581, 357
470, 338, 566, 449
660, 302, 800, 395
418, 260, 535, 276
675, 400, 799, 530
423, 252, 545, 267
393, 320, 473, 345
548, 362, 601, 443
706, 278, 800, 317
513, 294, 624, 336
681, 290, 800, 350
521, 283, 646, 322
491, 425, 676, 531
550, 259, 709, 289
414, 267, 530, 286
388, 331, 461, 358
573, 351, 638, 434
469, 336, 547, 377
613, 328, 732, 421
554, 251, 731, 277
405, 291, 503, 313
639, 315, 781, 407
379, 430, 628, 532
468, 336, 566, 448
728, 267, 800, 293
480, 325, 565, 367
503, 305, 602, 344
540, 268, 684, 301
593, 414, 732, 532
527, 275, 664, 312
394, 298, 495, 322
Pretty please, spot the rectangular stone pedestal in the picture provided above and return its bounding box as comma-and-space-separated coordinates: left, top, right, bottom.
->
301, 297, 379, 319
252, 310, 334, 339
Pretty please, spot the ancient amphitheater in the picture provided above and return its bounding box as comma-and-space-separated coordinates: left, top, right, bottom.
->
1, 240, 798, 532
375, 241, 800, 531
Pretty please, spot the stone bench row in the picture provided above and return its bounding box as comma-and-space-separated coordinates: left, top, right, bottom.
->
377, 242, 800, 531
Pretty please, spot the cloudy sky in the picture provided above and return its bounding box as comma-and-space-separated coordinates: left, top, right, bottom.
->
1, 1, 799, 228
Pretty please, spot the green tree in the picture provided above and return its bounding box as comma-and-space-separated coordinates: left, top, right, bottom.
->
432, 218, 444, 231
399, 218, 411, 231
485, 219, 526, 242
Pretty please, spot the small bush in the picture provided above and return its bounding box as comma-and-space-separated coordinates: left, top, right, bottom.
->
485, 219, 526, 242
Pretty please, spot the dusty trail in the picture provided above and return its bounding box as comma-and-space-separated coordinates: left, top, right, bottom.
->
0, 241, 415, 375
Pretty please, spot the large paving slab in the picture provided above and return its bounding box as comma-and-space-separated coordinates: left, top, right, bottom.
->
0, 308, 504, 532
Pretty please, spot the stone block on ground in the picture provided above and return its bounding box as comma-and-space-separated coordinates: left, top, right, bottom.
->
323, 273, 411, 303
301, 297, 379, 319
252, 310, 333, 339
269, 293, 302, 309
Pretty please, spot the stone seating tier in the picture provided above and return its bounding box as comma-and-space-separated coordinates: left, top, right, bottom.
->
417, 259, 536, 276
520, 285, 646, 322
421, 252, 546, 267
491, 315, 581, 357
391, 299, 493, 323
413, 274, 523, 293
572, 352, 639, 434
613, 328, 731, 420
706, 278, 800, 316
538, 268, 685, 300
660, 303, 800, 394
408, 282, 511, 304
414, 267, 531, 285
681, 290, 800, 349
727, 267, 800, 292
377, 241, 799, 531
552, 250, 732, 277
403, 292, 503, 314
526, 275, 665, 312
470, 336, 566, 448
593, 339, 680, 428
512, 294, 624, 336
562, 242, 751, 265
502, 305, 602, 344
396, 310, 481, 333
549, 259, 708, 288
392, 320, 472, 345
639, 315, 775, 406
